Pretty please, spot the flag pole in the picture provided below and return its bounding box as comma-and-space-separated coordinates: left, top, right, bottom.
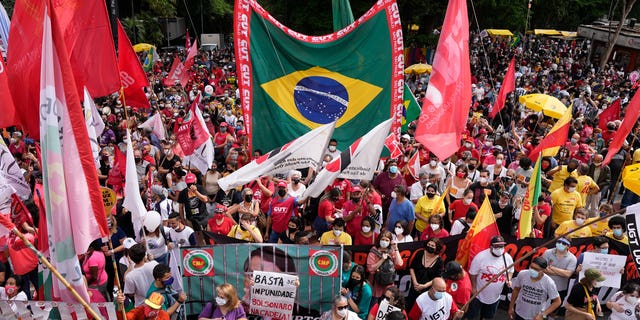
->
461, 209, 624, 312
106, 215, 128, 320
10, 227, 103, 320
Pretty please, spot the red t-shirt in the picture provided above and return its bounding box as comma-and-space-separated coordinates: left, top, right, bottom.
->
535, 202, 551, 231
343, 200, 367, 235
249, 179, 275, 214
420, 227, 450, 241
9, 233, 38, 276
326, 179, 352, 209
208, 216, 236, 235
318, 199, 336, 223
268, 196, 297, 233
446, 272, 472, 307
449, 200, 478, 221
354, 231, 377, 246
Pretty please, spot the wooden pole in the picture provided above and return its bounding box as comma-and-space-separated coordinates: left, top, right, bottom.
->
106, 228, 128, 320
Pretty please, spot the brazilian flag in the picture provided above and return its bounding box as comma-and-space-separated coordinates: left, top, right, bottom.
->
234, 0, 404, 151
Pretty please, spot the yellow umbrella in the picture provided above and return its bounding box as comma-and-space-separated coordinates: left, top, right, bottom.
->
404, 63, 432, 75
132, 43, 155, 53
623, 163, 640, 196
519, 94, 568, 119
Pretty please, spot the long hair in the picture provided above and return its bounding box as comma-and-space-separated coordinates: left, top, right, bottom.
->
217, 283, 241, 308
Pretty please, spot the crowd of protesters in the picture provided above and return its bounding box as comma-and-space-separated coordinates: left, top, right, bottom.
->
1, 31, 640, 320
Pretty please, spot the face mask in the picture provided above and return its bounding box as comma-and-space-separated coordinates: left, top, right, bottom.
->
328, 145, 337, 152
464, 142, 472, 148
456, 172, 466, 178
430, 223, 439, 231
244, 195, 253, 202
556, 243, 567, 251
499, 200, 509, 206
215, 297, 227, 305
361, 226, 371, 233
333, 229, 343, 237
379, 240, 390, 248
390, 191, 397, 199
626, 295, 638, 305
288, 227, 297, 234
220, 127, 227, 132
5, 286, 16, 296
480, 177, 488, 184
613, 229, 623, 237
430, 160, 437, 167
352, 197, 361, 203
600, 248, 608, 254
433, 291, 443, 300
420, 179, 429, 185
567, 187, 577, 193
394, 227, 403, 235
529, 269, 539, 279
571, 138, 578, 144
491, 248, 504, 256
292, 179, 300, 184
336, 308, 347, 317
495, 159, 503, 166
575, 218, 585, 225
389, 166, 398, 174
278, 189, 287, 197
468, 164, 476, 171
163, 277, 174, 286
567, 166, 576, 173
426, 192, 435, 199
425, 246, 436, 254
463, 198, 472, 205
593, 281, 602, 288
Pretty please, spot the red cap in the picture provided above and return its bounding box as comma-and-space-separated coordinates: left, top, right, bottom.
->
214, 204, 227, 213
219, 122, 228, 127
185, 173, 197, 184
277, 181, 288, 188
351, 186, 362, 193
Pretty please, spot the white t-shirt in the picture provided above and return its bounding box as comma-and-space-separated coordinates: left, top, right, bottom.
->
450, 219, 470, 236
410, 182, 429, 202
412, 291, 456, 320
124, 260, 159, 306
512, 270, 559, 319
609, 291, 640, 320
156, 198, 174, 221
288, 183, 306, 198
469, 248, 514, 304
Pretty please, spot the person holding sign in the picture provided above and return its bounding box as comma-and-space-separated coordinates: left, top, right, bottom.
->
340, 265, 372, 320
367, 286, 406, 320
321, 295, 360, 320
199, 283, 247, 320
408, 277, 464, 320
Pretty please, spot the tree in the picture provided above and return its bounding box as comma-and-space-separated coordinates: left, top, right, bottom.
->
600, 0, 637, 69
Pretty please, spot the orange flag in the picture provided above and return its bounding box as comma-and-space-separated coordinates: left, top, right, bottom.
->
528, 106, 573, 162
455, 196, 500, 268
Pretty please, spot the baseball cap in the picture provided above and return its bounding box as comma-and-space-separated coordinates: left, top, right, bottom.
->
277, 181, 288, 188
442, 261, 463, 279
351, 186, 362, 193
219, 122, 228, 127
185, 173, 197, 184
583, 268, 605, 282
490, 235, 506, 245
123, 238, 137, 250
145, 292, 165, 310
214, 204, 227, 213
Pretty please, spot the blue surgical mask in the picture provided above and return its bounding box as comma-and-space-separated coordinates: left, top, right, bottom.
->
389, 166, 398, 174
556, 243, 567, 251
600, 248, 609, 254
163, 277, 174, 286
433, 291, 443, 300
529, 269, 539, 279
613, 229, 623, 237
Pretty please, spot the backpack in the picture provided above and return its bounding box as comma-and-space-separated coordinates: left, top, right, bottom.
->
374, 256, 396, 286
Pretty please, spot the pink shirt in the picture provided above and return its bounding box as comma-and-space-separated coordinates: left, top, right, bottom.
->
83, 251, 108, 286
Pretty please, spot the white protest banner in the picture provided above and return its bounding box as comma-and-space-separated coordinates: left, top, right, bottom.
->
374, 298, 401, 320
250, 271, 298, 320
579, 252, 626, 288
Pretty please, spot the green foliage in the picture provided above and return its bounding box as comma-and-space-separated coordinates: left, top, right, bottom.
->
147, 0, 177, 17
121, 12, 165, 45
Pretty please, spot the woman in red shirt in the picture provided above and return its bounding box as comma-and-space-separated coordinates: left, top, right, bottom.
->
312, 188, 340, 235
449, 189, 478, 221
354, 217, 377, 245
420, 214, 449, 240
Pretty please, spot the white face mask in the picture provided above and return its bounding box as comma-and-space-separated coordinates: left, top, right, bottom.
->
430, 223, 439, 231
333, 229, 343, 237
464, 142, 472, 148
379, 240, 390, 248
495, 159, 503, 166
430, 160, 437, 167
390, 191, 397, 199
625, 295, 638, 305
492, 248, 505, 256
463, 198, 472, 205
567, 187, 577, 193
479, 177, 488, 184
575, 218, 585, 225
336, 308, 347, 317
361, 226, 371, 233
394, 227, 403, 235
215, 297, 227, 305
328, 145, 337, 152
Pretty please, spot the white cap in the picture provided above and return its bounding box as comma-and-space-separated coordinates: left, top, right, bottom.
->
123, 238, 137, 249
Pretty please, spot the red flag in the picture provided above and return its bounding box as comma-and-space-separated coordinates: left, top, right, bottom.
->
0, 214, 14, 238
0, 58, 16, 129
164, 40, 198, 87
415, 0, 471, 160
598, 99, 621, 132
528, 106, 573, 162
455, 197, 499, 268
603, 92, 640, 165
117, 20, 150, 110
185, 28, 191, 49
7, 0, 119, 138
174, 95, 209, 156
164, 56, 183, 87
179, 39, 199, 86
407, 151, 421, 179
490, 58, 516, 119
384, 133, 403, 159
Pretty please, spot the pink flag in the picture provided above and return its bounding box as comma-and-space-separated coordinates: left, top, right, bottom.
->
39, 3, 109, 302
415, 0, 471, 160
185, 28, 191, 49
174, 95, 210, 156
407, 151, 421, 179
490, 58, 515, 119
604, 93, 640, 165
179, 39, 198, 86
384, 133, 403, 159
138, 113, 167, 141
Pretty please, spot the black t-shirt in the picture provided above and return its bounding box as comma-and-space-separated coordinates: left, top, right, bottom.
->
160, 154, 181, 171
491, 201, 514, 236
214, 188, 242, 208
469, 181, 498, 205
178, 185, 208, 220
566, 283, 594, 309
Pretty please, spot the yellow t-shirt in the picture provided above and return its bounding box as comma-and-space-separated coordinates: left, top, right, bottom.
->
319, 231, 352, 245
227, 225, 260, 242
548, 166, 579, 193
554, 220, 592, 238
550, 188, 583, 225
605, 231, 629, 245
576, 175, 596, 206
414, 195, 446, 232
587, 217, 610, 236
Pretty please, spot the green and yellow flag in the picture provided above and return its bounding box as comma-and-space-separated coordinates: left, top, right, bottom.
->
402, 85, 421, 131
518, 156, 542, 239
234, 0, 404, 151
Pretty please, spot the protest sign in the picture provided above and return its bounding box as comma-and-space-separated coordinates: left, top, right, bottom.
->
101, 187, 116, 215
374, 298, 401, 320
579, 252, 626, 288
250, 271, 298, 320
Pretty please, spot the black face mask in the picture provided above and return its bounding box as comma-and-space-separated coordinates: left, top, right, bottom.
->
567, 166, 576, 172
352, 197, 361, 203
425, 246, 436, 254
426, 193, 436, 199
278, 189, 287, 197
288, 227, 297, 234
292, 179, 300, 184
346, 278, 362, 290
244, 195, 253, 202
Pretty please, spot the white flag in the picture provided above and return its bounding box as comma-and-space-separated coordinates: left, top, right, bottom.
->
123, 129, 147, 236
83, 87, 104, 168
304, 119, 392, 198
218, 122, 335, 191
0, 139, 30, 200
138, 112, 166, 141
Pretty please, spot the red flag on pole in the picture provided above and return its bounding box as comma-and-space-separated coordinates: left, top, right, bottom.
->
598, 99, 621, 132
174, 95, 210, 156
407, 151, 421, 179
603, 93, 640, 166
7, 0, 120, 138
0, 58, 16, 129
179, 39, 199, 86
528, 106, 573, 162
415, 0, 471, 160
490, 58, 516, 119
117, 20, 150, 110
384, 133, 403, 159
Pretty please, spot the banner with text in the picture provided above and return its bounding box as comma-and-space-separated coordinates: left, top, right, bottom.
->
250, 271, 298, 320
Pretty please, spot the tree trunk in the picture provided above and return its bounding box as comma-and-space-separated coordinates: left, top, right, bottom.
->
600, 0, 637, 70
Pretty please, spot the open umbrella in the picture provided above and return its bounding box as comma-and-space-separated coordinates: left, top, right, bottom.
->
519, 94, 568, 119
623, 163, 640, 196
404, 63, 432, 75
132, 43, 155, 53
